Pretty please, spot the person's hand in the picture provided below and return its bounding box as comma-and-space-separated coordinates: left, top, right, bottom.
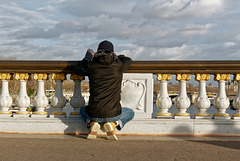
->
84, 49, 95, 61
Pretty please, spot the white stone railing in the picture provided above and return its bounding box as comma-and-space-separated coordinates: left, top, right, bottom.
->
155, 73, 239, 120
0, 61, 240, 119
0, 73, 86, 118
0, 60, 240, 136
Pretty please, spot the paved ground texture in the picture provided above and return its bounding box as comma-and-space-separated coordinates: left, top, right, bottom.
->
0, 134, 240, 161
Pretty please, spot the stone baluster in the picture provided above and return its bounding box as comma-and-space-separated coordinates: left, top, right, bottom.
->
32, 73, 48, 116
232, 74, 240, 119
156, 74, 172, 119
174, 74, 191, 118
213, 74, 230, 119
70, 74, 85, 116
49, 73, 67, 116
194, 74, 211, 118
0, 73, 13, 115
15, 73, 31, 115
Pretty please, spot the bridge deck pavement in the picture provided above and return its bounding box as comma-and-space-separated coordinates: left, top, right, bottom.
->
0, 134, 240, 161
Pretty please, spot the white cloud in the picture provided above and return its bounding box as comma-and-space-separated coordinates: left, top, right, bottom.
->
134, 0, 225, 19
0, 0, 239, 61
36, 5, 57, 13
224, 42, 236, 48
118, 43, 144, 59
180, 23, 216, 37
150, 44, 198, 60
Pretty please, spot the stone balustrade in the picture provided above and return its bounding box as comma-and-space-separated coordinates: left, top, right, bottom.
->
0, 60, 240, 136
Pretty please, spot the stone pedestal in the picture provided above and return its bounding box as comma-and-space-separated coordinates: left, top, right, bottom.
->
174, 74, 191, 118
0, 73, 13, 115
33, 74, 48, 115
15, 73, 30, 115
194, 74, 211, 118
49, 74, 67, 116
70, 74, 85, 116
232, 74, 240, 119
156, 74, 172, 119
213, 74, 230, 119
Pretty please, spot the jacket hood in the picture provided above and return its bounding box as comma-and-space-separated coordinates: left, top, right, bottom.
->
93, 51, 118, 65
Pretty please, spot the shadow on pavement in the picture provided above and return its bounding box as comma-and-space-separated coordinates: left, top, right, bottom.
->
172, 119, 240, 150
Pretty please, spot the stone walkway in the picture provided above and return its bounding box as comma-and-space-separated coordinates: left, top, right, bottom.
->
0, 134, 240, 161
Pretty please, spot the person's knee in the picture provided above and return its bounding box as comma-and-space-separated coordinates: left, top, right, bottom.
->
122, 107, 135, 119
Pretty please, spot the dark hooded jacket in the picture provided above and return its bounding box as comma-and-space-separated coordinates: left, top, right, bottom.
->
74, 51, 132, 118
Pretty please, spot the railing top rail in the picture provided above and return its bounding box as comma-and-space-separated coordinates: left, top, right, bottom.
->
1, 60, 240, 74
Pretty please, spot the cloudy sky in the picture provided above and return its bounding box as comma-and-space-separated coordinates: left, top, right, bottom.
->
0, 0, 240, 60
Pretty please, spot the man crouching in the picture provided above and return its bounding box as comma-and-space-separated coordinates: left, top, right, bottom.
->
75, 40, 134, 140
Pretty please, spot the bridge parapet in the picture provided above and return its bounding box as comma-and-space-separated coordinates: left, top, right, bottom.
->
0, 60, 240, 136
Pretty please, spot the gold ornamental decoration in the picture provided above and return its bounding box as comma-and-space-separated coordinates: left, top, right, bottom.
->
0, 73, 12, 80
234, 74, 240, 81
157, 74, 171, 81
70, 74, 85, 80
14, 73, 30, 80
33, 73, 48, 80
176, 74, 191, 81
51, 73, 66, 80
214, 74, 230, 81
195, 74, 210, 81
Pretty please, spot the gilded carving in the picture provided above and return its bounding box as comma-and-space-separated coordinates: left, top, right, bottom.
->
157, 74, 171, 81
70, 74, 85, 80
195, 74, 210, 81
214, 74, 230, 81
33, 73, 48, 80
14, 73, 30, 80
176, 74, 191, 81
51, 73, 66, 80
234, 74, 240, 81
0, 73, 12, 80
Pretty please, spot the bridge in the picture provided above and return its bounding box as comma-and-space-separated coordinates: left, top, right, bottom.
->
0, 60, 240, 136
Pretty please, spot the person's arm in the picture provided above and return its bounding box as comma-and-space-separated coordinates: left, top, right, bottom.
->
73, 59, 89, 76
83, 49, 95, 61
74, 49, 95, 76
118, 55, 132, 72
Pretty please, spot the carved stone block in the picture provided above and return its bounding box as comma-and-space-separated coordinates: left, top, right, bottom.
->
121, 73, 153, 118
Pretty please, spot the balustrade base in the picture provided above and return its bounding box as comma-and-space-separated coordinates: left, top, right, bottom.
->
0, 114, 12, 118
32, 112, 48, 115
232, 114, 240, 117
155, 116, 173, 119
195, 113, 210, 117
0, 111, 12, 114
194, 113, 211, 119
15, 111, 30, 115
232, 114, 240, 120
50, 112, 66, 115
232, 116, 240, 120
174, 116, 191, 119
194, 116, 211, 119
213, 116, 231, 120
213, 113, 229, 117
49, 114, 66, 118
156, 113, 172, 116
0, 118, 240, 136
13, 114, 30, 118
174, 113, 190, 118
156, 113, 172, 119
213, 113, 230, 120
30, 114, 48, 118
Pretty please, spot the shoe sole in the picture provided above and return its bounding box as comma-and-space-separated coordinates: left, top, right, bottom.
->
103, 123, 118, 140
87, 123, 100, 140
